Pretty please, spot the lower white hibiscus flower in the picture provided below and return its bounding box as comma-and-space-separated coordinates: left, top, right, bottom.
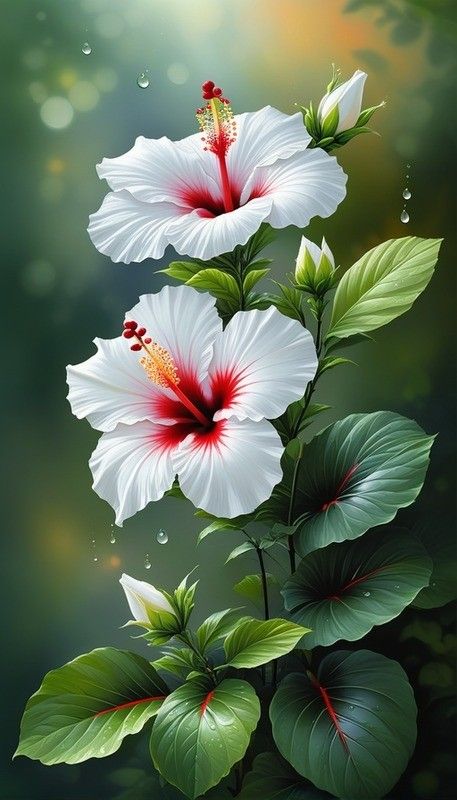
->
67, 285, 317, 523
88, 80, 347, 262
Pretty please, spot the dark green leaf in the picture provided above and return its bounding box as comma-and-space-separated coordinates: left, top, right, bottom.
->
15, 648, 168, 765
413, 525, 457, 609
153, 647, 201, 681
271, 283, 306, 323
238, 752, 333, 799
260, 411, 434, 558
270, 650, 417, 799
150, 678, 260, 799
282, 527, 432, 647
316, 355, 355, 378
328, 237, 442, 339
226, 541, 256, 562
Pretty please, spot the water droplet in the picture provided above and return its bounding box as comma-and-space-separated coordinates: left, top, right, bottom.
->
349, 705, 354, 711
394, 584, 400, 590
82, 42, 92, 55
402, 188, 411, 200
400, 209, 410, 224
91, 538, 96, 546
137, 72, 150, 89
144, 553, 151, 569
93, 556, 98, 563
157, 528, 168, 545
431, 581, 437, 588
407, 163, 411, 168
110, 532, 116, 544
363, 591, 371, 597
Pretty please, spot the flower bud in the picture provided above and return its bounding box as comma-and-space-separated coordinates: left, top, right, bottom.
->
317, 70, 367, 136
295, 236, 335, 295
119, 573, 175, 624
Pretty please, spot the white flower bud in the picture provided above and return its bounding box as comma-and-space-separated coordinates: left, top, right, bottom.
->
119, 573, 175, 624
318, 70, 367, 135
295, 236, 335, 289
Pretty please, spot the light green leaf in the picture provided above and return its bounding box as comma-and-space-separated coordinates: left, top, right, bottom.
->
196, 608, 245, 652
243, 268, 271, 294
15, 648, 168, 765
187, 268, 240, 302
224, 618, 309, 669
153, 647, 200, 680
226, 541, 256, 563
316, 355, 355, 377
328, 237, 442, 339
260, 411, 434, 558
234, 573, 278, 607
150, 678, 260, 799
197, 515, 249, 544
270, 650, 417, 799
282, 527, 432, 647
160, 261, 202, 282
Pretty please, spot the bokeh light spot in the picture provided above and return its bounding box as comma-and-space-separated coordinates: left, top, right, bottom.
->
40, 96, 74, 129
167, 62, 190, 85
68, 81, 100, 112
22, 260, 56, 296
28, 81, 47, 104
93, 67, 118, 92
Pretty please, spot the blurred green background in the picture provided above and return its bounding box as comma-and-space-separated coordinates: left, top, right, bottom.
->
1, 0, 455, 798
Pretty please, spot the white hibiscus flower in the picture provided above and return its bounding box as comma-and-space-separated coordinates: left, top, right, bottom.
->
88, 80, 347, 263
67, 285, 317, 523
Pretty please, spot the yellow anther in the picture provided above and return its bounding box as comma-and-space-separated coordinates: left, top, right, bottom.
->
140, 341, 180, 388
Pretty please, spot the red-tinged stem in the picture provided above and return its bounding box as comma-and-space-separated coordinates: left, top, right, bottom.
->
200, 690, 215, 716
95, 695, 165, 717
327, 564, 390, 602
310, 674, 349, 753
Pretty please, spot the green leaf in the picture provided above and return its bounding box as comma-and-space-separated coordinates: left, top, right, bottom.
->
274, 400, 330, 444
270, 650, 417, 799
224, 618, 309, 669
150, 678, 260, 799
244, 222, 276, 261
282, 527, 432, 647
153, 647, 200, 680
226, 541, 256, 562
196, 608, 245, 652
238, 752, 333, 799
413, 525, 457, 609
234, 573, 278, 607
328, 237, 442, 339
243, 268, 271, 294
160, 261, 202, 282
260, 411, 434, 558
316, 355, 355, 377
15, 648, 168, 765
187, 268, 240, 302
271, 283, 306, 323
197, 515, 250, 543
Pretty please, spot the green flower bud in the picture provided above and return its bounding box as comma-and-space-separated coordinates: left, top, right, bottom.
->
295, 235, 335, 295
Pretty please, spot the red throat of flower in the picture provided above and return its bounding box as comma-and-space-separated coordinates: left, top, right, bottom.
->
123, 320, 211, 427
196, 80, 236, 213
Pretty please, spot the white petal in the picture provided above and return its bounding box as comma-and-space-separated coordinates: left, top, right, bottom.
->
127, 285, 222, 385
241, 148, 347, 227
96, 136, 221, 205
321, 236, 335, 267
208, 306, 317, 422
296, 235, 322, 269
228, 107, 311, 191
89, 421, 176, 525
67, 335, 165, 432
318, 70, 367, 134
119, 574, 174, 621
174, 418, 284, 518
165, 195, 273, 261
88, 189, 184, 264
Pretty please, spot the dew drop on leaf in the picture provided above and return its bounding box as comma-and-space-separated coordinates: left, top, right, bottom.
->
363, 590, 371, 597
157, 528, 168, 544
82, 42, 92, 55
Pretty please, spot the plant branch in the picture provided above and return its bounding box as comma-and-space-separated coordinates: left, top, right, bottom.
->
255, 546, 270, 621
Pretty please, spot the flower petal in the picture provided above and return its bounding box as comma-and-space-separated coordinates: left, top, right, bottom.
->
127, 285, 222, 385
96, 136, 221, 206
119, 574, 174, 621
67, 285, 222, 432
67, 336, 162, 432
165, 195, 273, 261
228, 107, 311, 191
89, 421, 179, 526
241, 148, 347, 227
208, 306, 317, 422
174, 418, 284, 518
88, 189, 184, 264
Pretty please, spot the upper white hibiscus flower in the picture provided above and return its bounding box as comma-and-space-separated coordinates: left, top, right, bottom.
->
67, 285, 318, 523
88, 80, 347, 263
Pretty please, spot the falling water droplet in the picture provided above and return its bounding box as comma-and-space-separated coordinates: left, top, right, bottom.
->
402, 188, 411, 200
407, 163, 411, 168
400, 209, 410, 224
144, 553, 151, 569
82, 42, 92, 55
157, 528, 168, 544
363, 591, 371, 597
137, 72, 150, 89
110, 532, 116, 544
93, 556, 98, 563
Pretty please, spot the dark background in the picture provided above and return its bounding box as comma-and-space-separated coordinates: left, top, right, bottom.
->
1, 1, 455, 798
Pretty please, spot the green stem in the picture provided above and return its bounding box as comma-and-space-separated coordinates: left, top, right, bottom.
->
178, 632, 216, 685
290, 307, 326, 440
256, 546, 270, 620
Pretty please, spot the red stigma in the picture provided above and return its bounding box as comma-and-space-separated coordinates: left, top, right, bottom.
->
123, 320, 137, 330
130, 343, 142, 351
201, 80, 228, 103
122, 320, 151, 351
